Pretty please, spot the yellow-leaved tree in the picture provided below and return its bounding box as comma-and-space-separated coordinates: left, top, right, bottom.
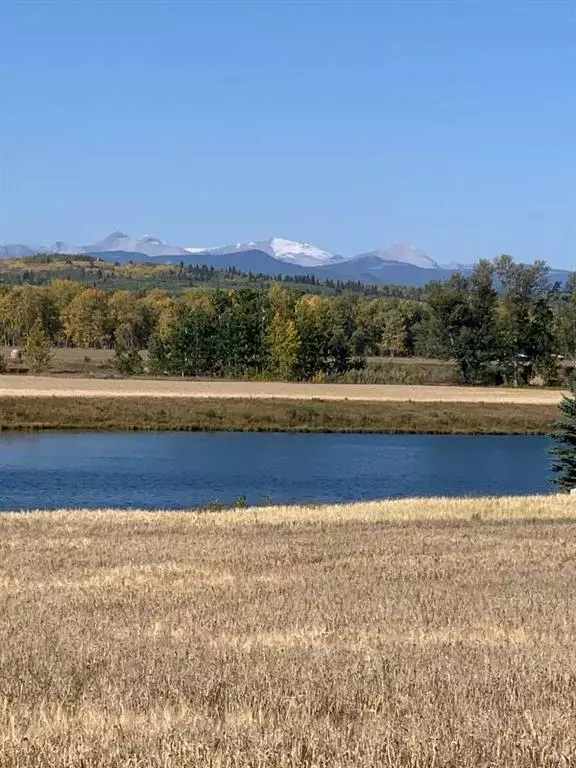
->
294, 295, 331, 380
108, 290, 150, 350
23, 320, 53, 373
266, 312, 300, 380
63, 288, 111, 348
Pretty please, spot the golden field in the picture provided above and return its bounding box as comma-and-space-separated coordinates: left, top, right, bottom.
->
1, 496, 576, 766
0, 373, 565, 403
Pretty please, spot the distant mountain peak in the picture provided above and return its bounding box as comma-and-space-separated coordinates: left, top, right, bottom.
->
187, 237, 342, 267
49, 240, 84, 255
85, 231, 189, 258
1, 233, 571, 289
261, 237, 341, 266
355, 242, 439, 270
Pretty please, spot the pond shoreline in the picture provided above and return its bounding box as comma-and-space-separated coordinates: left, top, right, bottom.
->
0, 395, 557, 435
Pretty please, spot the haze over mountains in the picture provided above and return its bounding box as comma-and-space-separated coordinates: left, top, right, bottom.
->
0, 232, 570, 288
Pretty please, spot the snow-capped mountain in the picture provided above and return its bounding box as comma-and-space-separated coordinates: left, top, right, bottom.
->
188, 238, 342, 268
85, 231, 190, 258
354, 243, 439, 270
1, 233, 572, 288
259, 238, 342, 267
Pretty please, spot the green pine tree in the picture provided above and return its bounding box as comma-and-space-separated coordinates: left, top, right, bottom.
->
551, 382, 576, 490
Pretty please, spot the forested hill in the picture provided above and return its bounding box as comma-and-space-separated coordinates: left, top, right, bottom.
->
0, 253, 422, 299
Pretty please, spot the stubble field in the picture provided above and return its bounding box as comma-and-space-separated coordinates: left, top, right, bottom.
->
1, 496, 576, 766
0, 373, 565, 403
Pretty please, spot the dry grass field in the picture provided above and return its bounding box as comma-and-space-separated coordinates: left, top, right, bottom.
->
3, 348, 455, 383
0, 394, 558, 434
1, 496, 576, 766
0, 373, 565, 403
2, 347, 117, 376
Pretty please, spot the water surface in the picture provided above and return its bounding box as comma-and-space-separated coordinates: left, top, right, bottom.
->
0, 431, 553, 510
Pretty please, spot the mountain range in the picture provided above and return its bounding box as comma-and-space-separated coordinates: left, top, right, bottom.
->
0, 232, 570, 288
188, 237, 345, 268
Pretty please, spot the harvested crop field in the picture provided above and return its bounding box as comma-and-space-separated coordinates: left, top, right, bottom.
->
0, 374, 565, 403
1, 496, 576, 766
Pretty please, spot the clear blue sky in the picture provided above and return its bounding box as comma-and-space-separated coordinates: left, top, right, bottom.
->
1, 0, 574, 265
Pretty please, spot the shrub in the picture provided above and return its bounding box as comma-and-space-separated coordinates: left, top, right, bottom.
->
114, 347, 144, 376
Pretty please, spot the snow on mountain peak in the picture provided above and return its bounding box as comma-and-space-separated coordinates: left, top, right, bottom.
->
85, 231, 190, 258
266, 237, 335, 265
185, 237, 341, 267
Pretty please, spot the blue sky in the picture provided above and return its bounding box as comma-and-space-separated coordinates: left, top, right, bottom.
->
1, 0, 573, 265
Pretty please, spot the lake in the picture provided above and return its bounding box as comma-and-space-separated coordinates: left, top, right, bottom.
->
0, 431, 554, 510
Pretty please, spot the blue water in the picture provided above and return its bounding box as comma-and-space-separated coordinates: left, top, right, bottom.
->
0, 431, 554, 510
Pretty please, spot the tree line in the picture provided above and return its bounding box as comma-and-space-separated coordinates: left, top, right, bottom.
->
2, 252, 424, 299
0, 279, 424, 377
1, 255, 575, 384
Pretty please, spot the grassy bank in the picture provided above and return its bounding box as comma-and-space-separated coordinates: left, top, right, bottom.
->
0, 394, 558, 433
1, 497, 576, 767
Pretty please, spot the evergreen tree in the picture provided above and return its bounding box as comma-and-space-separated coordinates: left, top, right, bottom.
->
551, 382, 576, 490
554, 272, 576, 363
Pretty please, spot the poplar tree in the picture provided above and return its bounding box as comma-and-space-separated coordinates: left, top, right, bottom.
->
22, 320, 53, 373
266, 313, 300, 380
